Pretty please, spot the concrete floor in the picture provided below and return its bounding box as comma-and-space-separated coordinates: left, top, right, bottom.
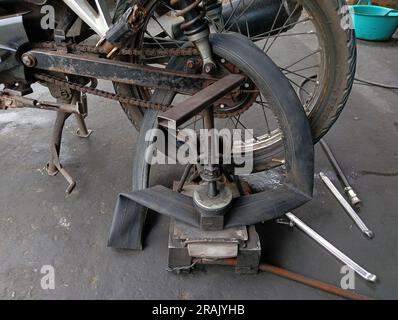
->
0, 35, 397, 299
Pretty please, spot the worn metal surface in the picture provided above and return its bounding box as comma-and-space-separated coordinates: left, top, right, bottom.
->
0, 92, 80, 114
173, 220, 248, 244
25, 48, 216, 95
33, 41, 199, 57
168, 220, 260, 274
158, 74, 245, 128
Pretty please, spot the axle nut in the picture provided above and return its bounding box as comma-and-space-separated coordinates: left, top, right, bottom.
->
204, 62, 216, 74
22, 54, 37, 68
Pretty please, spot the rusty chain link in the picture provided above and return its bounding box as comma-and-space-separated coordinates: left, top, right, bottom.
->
34, 42, 199, 57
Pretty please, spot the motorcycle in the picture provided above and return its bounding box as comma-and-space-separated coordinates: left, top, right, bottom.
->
0, 0, 356, 254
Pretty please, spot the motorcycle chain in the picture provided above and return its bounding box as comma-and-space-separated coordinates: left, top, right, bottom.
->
34, 42, 200, 57
33, 73, 171, 112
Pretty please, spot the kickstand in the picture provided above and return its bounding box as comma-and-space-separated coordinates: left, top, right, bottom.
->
46, 110, 76, 195
74, 93, 93, 138
46, 92, 92, 195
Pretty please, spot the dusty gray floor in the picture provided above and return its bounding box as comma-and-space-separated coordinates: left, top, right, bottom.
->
0, 36, 397, 300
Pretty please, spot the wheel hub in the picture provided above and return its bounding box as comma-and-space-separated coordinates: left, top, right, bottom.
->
213, 61, 259, 118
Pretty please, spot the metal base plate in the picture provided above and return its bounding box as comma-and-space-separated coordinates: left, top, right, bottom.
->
168, 221, 261, 274
168, 182, 261, 274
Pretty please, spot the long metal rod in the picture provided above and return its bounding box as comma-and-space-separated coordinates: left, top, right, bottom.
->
0, 93, 80, 114
320, 139, 361, 206
195, 258, 372, 300
258, 263, 372, 300
319, 172, 374, 239
285, 212, 377, 282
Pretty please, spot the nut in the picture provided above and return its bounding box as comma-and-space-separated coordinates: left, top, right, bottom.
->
22, 54, 37, 68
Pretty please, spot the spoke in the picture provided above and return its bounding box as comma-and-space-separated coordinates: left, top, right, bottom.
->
289, 64, 320, 73
220, 0, 243, 33
230, 114, 240, 129
281, 67, 318, 83
256, 101, 270, 108
282, 49, 321, 70
225, 116, 233, 129
258, 95, 271, 136
245, 18, 250, 39
145, 30, 165, 49
233, 116, 258, 142
225, 0, 257, 33
264, 3, 301, 53
253, 17, 310, 42
288, 78, 312, 96
254, 31, 317, 41
263, 0, 284, 48
152, 16, 182, 48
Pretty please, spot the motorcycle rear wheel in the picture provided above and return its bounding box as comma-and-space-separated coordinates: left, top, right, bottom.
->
114, 0, 356, 143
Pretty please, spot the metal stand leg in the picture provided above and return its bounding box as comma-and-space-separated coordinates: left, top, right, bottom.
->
46, 110, 76, 195
74, 93, 93, 138
45, 90, 86, 195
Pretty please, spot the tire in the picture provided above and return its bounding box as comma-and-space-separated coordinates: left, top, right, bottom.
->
113, 0, 356, 143
299, 0, 356, 142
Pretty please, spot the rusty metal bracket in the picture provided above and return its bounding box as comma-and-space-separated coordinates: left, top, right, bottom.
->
22, 49, 218, 95
158, 74, 245, 128
0, 91, 81, 114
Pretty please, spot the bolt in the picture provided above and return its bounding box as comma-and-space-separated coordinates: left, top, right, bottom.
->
220, 104, 225, 109
244, 83, 250, 88
220, 58, 226, 64
204, 62, 216, 74
22, 54, 37, 68
186, 59, 196, 69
